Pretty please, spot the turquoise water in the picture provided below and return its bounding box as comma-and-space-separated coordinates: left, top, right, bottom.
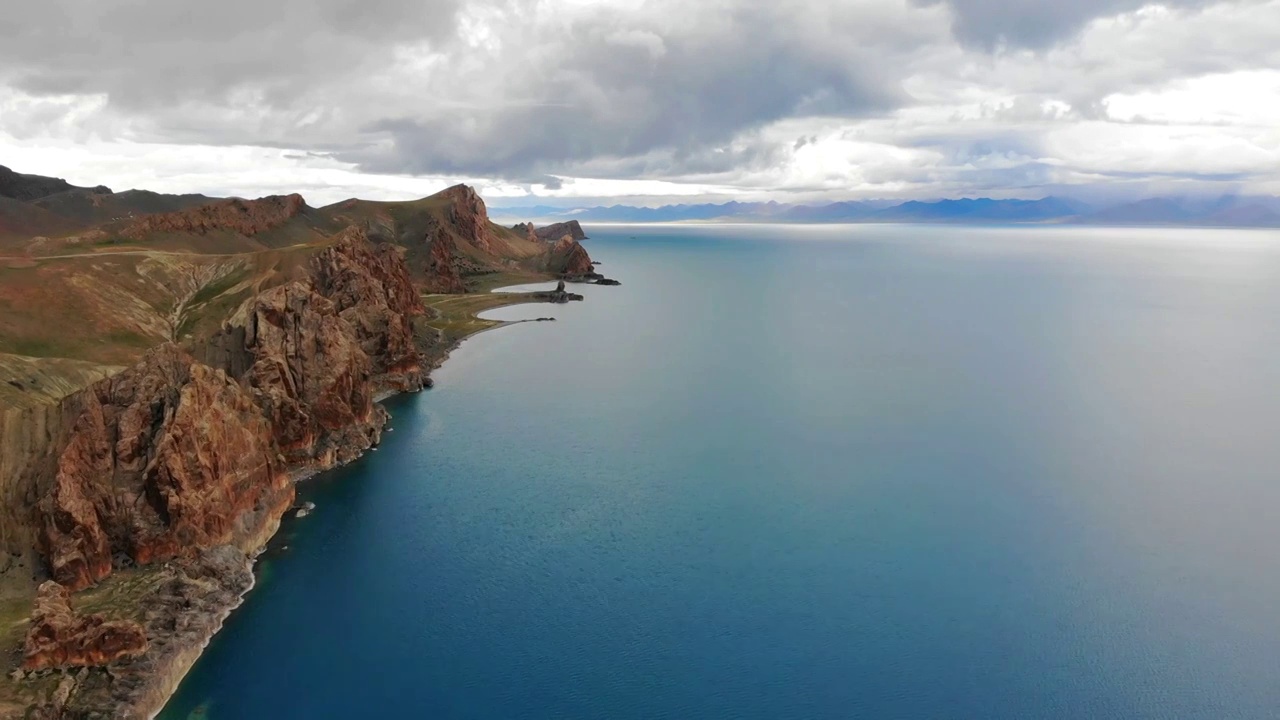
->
161, 224, 1280, 719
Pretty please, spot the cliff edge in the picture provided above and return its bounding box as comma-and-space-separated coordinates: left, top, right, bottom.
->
0, 177, 610, 718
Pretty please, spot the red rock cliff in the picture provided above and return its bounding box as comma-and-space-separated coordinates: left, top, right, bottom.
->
421, 229, 467, 294
34, 226, 428, 590
37, 345, 289, 590
240, 282, 382, 468
553, 235, 596, 276
214, 227, 425, 467
310, 228, 427, 391
436, 184, 501, 255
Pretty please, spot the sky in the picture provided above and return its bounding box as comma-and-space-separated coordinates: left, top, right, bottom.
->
1, 0, 1278, 207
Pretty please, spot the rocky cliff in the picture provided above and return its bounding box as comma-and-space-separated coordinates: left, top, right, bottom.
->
2, 198, 581, 588
0, 180, 605, 718
25, 227, 425, 594
119, 194, 307, 239
10, 546, 255, 719
0, 387, 103, 566
537, 233, 601, 282
239, 283, 383, 468
534, 220, 587, 243
310, 228, 427, 390
511, 222, 539, 244
556, 236, 597, 276
0, 226, 429, 716
197, 227, 428, 468
435, 185, 503, 256
318, 188, 601, 292
421, 228, 468, 294
37, 344, 290, 591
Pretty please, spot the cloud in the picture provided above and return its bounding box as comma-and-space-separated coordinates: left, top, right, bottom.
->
0, 0, 464, 104
0, 0, 951, 180
0, 0, 1277, 202
919, 0, 1216, 49
340, 0, 945, 180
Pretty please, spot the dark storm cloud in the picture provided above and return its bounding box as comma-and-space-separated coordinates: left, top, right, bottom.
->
920, 0, 1215, 48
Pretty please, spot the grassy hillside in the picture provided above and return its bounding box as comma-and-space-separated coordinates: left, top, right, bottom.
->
322, 192, 547, 273
0, 244, 318, 364
0, 179, 591, 411
0, 197, 79, 248
32, 188, 214, 228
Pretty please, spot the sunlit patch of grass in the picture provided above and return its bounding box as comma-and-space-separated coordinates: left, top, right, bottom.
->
422, 290, 549, 347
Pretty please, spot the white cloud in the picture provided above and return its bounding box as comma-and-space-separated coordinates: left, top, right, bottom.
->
1104, 70, 1280, 126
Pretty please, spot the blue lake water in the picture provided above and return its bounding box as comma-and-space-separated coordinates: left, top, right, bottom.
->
160, 224, 1280, 719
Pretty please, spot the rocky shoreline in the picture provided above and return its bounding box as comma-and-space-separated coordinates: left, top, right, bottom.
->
139, 284, 567, 719
9, 546, 257, 719
4, 280, 570, 719
0, 181, 609, 718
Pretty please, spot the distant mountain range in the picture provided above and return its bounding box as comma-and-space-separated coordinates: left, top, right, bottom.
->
493, 195, 1280, 228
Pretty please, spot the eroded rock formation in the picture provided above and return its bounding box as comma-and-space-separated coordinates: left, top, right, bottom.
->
240, 283, 382, 468
422, 228, 467, 294
311, 228, 427, 391
512, 222, 539, 244
553, 235, 597, 277
120, 194, 306, 239
535, 220, 587, 243
534, 280, 584, 304
22, 581, 147, 671
13, 547, 255, 718
437, 184, 501, 255
37, 345, 290, 590
33, 228, 431, 592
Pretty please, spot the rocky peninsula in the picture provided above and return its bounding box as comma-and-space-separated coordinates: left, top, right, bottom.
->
0, 169, 609, 718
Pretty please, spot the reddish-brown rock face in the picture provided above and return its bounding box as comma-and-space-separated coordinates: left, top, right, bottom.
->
27, 193, 572, 597
312, 228, 423, 318
422, 229, 467, 294
240, 282, 383, 468
136, 362, 290, 565
38, 396, 114, 590
535, 221, 587, 243
191, 226, 425, 470
553, 235, 596, 276
121, 194, 306, 238
32, 225, 426, 590
563, 242, 595, 275
437, 184, 501, 255
311, 228, 427, 390
23, 581, 148, 670
37, 345, 290, 590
